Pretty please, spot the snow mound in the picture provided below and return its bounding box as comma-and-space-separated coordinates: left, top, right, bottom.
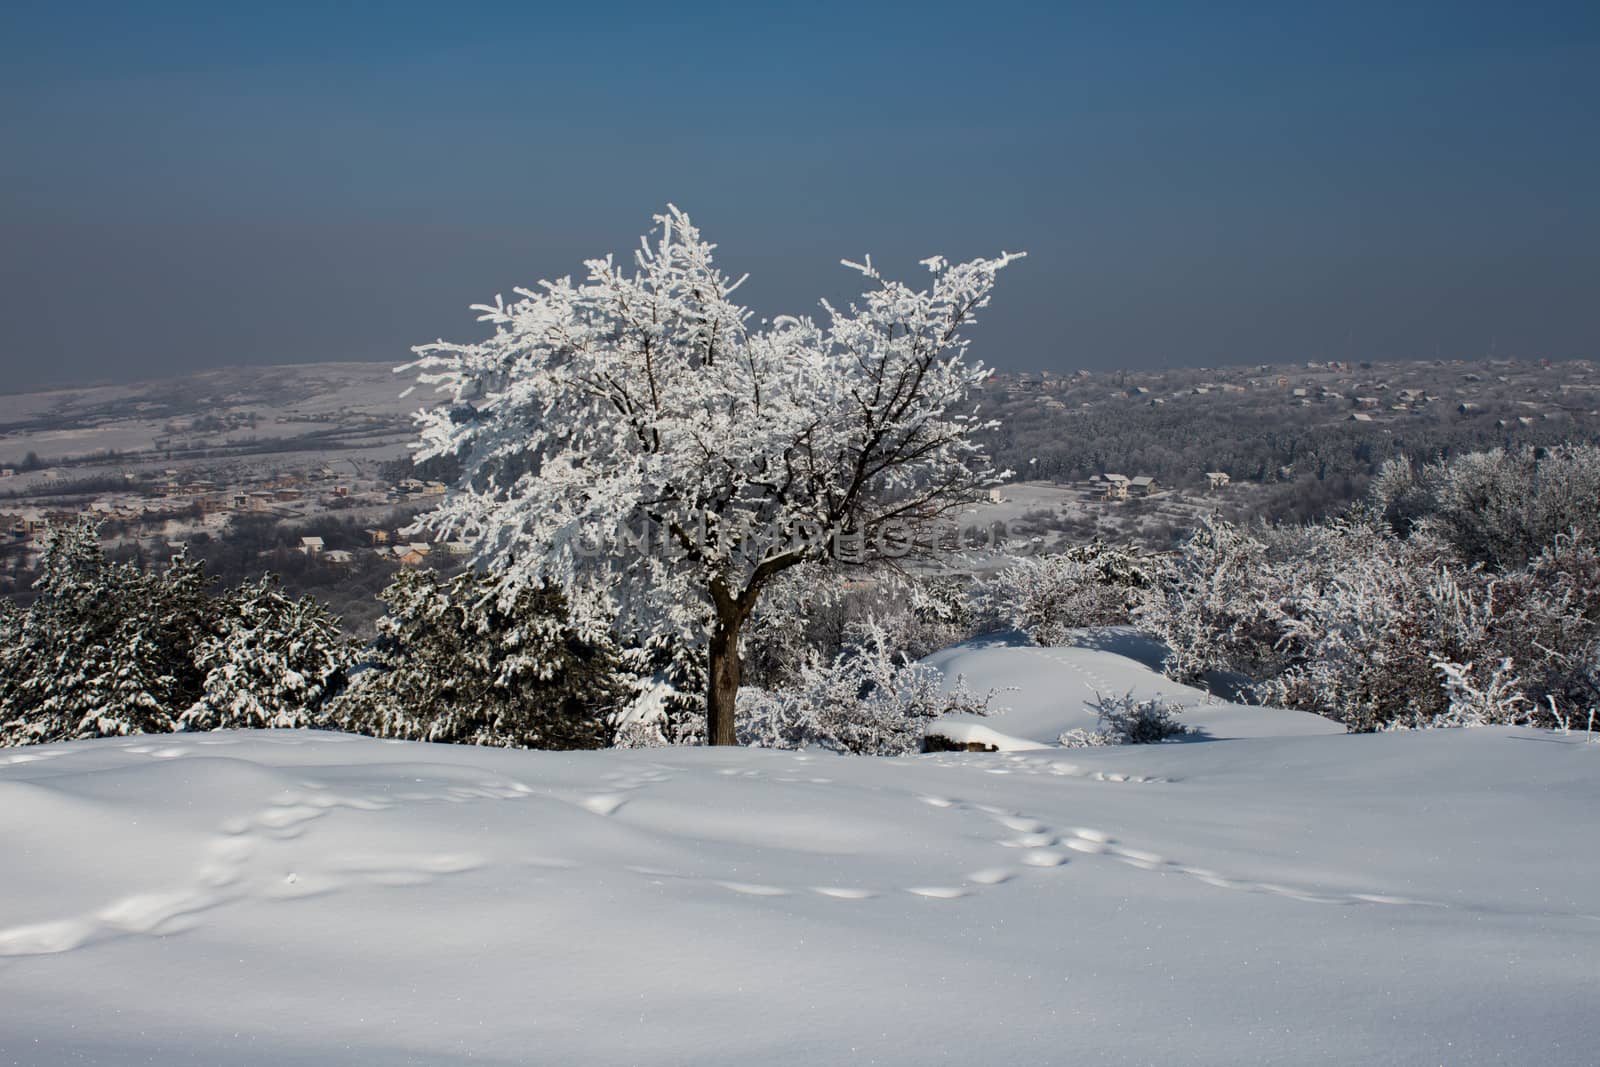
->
923, 629, 1345, 744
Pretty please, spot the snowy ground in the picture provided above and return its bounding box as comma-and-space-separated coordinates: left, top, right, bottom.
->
2, 639, 1597, 1065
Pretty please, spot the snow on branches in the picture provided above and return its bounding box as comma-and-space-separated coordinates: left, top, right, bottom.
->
1, 520, 207, 745
182, 576, 352, 732
327, 568, 623, 750
1059, 691, 1190, 746
1, 520, 355, 747
737, 620, 995, 756
981, 541, 1152, 645
404, 207, 1021, 743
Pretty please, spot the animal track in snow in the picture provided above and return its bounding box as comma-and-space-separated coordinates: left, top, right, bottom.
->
0, 752, 536, 957
1020, 850, 1070, 868
923, 750, 1169, 785
716, 881, 790, 897
896, 791, 1449, 916
0, 886, 232, 957
580, 793, 629, 816
811, 886, 877, 900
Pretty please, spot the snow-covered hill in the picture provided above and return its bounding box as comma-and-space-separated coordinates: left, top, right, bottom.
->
1, 640, 1596, 1065
924, 628, 1347, 746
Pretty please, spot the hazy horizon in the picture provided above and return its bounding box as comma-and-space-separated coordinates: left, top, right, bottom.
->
3, 1, 1597, 392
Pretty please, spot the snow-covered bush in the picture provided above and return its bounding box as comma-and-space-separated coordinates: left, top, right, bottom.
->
982, 541, 1151, 645
611, 676, 705, 748
1419, 657, 1531, 729
1478, 529, 1600, 728
1252, 519, 1506, 731
630, 571, 977, 750
737, 620, 993, 755
877, 575, 979, 662
1083, 690, 1189, 744
1369, 455, 1424, 534
1386, 445, 1600, 568
739, 565, 849, 691
1137, 508, 1553, 732
327, 569, 622, 749
1136, 517, 1286, 684
181, 576, 353, 731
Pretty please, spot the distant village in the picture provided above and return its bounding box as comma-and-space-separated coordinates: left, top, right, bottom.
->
0, 463, 468, 575
982, 355, 1593, 428
0, 355, 1595, 593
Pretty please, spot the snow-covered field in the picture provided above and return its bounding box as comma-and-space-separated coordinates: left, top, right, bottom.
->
2, 640, 1596, 1065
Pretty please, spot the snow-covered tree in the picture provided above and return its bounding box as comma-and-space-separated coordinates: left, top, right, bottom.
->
981, 541, 1151, 645
181, 576, 353, 731
327, 568, 622, 749
405, 207, 1022, 744
0, 520, 209, 746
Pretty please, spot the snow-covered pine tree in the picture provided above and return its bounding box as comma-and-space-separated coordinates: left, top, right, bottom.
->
405, 207, 1021, 744
327, 568, 622, 749
181, 575, 353, 731
0, 520, 209, 745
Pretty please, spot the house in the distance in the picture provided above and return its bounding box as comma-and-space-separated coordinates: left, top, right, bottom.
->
1205, 471, 1231, 491
1100, 474, 1131, 500
299, 536, 324, 556
1129, 475, 1157, 496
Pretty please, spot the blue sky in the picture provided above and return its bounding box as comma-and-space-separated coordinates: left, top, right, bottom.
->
1, 1, 1596, 388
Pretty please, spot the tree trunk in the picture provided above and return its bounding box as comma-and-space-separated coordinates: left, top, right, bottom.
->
705, 608, 744, 746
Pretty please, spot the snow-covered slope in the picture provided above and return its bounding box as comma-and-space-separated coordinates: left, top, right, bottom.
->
2, 647, 1596, 1065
